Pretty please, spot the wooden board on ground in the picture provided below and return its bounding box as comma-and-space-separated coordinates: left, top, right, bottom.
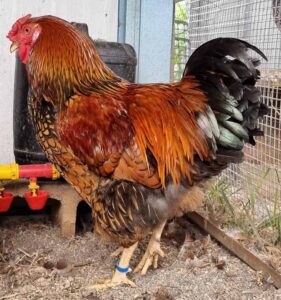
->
186, 211, 281, 289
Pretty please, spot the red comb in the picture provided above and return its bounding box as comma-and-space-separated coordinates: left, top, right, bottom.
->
15, 14, 32, 25
7, 14, 32, 40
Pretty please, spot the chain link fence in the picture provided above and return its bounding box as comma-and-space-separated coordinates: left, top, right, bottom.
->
188, 0, 281, 223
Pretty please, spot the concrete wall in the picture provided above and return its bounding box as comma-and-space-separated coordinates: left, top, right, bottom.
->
0, 0, 118, 164
126, 0, 174, 83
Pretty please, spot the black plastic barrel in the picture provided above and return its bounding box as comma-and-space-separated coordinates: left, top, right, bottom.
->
13, 23, 137, 164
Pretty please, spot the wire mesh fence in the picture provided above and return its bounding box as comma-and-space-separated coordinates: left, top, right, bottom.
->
172, 0, 190, 81
172, 19, 189, 81
188, 0, 281, 220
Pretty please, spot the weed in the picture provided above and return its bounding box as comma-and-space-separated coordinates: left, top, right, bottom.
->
205, 168, 281, 245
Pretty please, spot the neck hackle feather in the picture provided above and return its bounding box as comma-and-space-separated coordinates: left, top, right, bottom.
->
27, 16, 126, 109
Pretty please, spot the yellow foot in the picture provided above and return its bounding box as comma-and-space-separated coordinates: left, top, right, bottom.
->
134, 238, 165, 275
86, 269, 136, 290
87, 276, 136, 290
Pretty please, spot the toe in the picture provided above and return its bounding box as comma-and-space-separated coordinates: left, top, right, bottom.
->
96, 278, 111, 284
86, 277, 136, 290
124, 278, 137, 287
133, 263, 143, 273
158, 248, 165, 257
140, 256, 153, 275
134, 253, 147, 273
153, 254, 158, 269
86, 282, 112, 290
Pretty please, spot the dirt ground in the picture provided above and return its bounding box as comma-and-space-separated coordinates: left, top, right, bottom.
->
0, 214, 281, 300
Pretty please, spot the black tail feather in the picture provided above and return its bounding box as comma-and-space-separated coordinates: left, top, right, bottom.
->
184, 38, 268, 162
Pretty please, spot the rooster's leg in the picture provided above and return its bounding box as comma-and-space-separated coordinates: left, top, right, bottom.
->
134, 221, 166, 275
110, 246, 124, 257
87, 242, 138, 290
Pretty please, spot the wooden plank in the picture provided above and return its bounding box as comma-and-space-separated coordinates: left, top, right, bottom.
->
186, 211, 281, 289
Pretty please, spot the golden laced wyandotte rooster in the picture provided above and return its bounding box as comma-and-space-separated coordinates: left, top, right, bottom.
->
7, 15, 268, 289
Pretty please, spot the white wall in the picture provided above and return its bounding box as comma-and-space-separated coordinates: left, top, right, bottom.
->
0, 0, 118, 164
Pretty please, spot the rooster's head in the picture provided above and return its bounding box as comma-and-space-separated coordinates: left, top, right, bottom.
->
7, 14, 42, 64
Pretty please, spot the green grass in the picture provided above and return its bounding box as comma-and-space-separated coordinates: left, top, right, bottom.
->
205, 168, 281, 246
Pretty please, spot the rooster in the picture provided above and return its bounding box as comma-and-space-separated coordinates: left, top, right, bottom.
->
7, 15, 268, 289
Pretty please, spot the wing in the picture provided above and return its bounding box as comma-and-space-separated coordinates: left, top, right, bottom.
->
56, 77, 213, 188
56, 92, 161, 188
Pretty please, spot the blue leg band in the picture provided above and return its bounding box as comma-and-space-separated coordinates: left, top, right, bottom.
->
115, 262, 129, 273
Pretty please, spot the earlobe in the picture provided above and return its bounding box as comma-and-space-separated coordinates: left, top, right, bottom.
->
32, 26, 41, 43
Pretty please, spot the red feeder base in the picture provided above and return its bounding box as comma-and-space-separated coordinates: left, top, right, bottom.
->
24, 190, 49, 210
0, 192, 14, 213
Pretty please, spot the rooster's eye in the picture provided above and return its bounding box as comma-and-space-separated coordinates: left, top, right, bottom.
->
25, 28, 30, 34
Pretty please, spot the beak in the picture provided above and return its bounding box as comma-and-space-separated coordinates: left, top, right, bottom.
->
10, 41, 19, 53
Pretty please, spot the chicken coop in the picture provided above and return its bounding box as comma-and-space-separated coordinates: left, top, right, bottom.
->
173, 0, 281, 240
2, 1, 281, 298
